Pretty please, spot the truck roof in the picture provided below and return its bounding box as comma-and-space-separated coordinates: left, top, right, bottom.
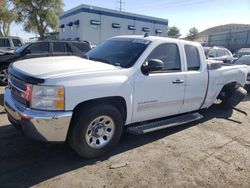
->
111, 35, 201, 47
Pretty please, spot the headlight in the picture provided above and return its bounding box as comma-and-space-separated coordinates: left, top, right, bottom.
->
31, 85, 65, 111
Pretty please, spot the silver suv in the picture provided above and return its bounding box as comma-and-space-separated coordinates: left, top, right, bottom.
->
0, 36, 23, 52
206, 46, 233, 63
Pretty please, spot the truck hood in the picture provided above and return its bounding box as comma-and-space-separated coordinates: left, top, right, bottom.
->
12, 56, 119, 79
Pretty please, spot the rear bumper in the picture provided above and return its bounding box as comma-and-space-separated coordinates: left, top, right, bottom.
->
4, 88, 72, 142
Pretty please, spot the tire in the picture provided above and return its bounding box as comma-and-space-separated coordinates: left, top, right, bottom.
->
0, 65, 8, 86
68, 103, 124, 158
221, 87, 247, 108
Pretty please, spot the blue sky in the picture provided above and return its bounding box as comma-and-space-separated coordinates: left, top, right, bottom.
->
11, 0, 250, 39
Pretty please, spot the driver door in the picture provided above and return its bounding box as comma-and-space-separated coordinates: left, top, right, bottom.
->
132, 43, 185, 123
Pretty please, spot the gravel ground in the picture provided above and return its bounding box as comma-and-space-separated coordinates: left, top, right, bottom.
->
0, 86, 250, 188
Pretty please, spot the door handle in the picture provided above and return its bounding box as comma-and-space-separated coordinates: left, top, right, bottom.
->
172, 79, 184, 84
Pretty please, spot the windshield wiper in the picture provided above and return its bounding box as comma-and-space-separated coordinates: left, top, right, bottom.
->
89, 57, 111, 64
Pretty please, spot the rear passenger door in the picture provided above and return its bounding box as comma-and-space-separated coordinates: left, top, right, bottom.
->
181, 45, 208, 113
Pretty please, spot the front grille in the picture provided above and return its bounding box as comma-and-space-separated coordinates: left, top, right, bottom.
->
9, 74, 26, 91
9, 74, 26, 106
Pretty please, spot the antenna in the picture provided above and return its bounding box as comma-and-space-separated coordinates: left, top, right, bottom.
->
116, 0, 125, 11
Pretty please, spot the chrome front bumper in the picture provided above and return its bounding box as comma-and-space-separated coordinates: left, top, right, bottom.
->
4, 88, 73, 142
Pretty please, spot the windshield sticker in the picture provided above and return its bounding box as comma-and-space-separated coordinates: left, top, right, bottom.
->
132, 39, 150, 44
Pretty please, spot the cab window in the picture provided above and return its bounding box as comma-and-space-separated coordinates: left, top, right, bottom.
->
28, 42, 50, 53
185, 45, 200, 71
147, 43, 181, 72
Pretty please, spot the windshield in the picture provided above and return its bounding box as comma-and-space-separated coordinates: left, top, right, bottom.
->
234, 56, 250, 66
85, 38, 150, 68
14, 43, 30, 53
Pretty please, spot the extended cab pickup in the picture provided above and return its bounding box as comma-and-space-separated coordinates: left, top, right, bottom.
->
4, 36, 248, 158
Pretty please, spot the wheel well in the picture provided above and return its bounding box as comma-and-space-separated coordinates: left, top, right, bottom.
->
72, 96, 127, 122
67, 96, 127, 142
217, 82, 242, 99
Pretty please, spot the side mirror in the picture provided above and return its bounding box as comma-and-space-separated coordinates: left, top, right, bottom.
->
207, 61, 223, 70
141, 59, 164, 75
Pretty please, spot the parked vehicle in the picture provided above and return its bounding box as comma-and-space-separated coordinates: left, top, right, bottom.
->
234, 48, 250, 59
4, 36, 248, 158
0, 40, 91, 85
206, 46, 233, 63
0, 36, 23, 52
203, 46, 210, 56
233, 55, 250, 88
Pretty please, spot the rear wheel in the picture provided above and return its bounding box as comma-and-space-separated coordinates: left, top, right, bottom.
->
221, 87, 247, 108
68, 103, 124, 158
0, 65, 8, 86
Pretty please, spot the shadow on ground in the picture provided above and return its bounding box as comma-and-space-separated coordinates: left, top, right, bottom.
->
0, 100, 244, 187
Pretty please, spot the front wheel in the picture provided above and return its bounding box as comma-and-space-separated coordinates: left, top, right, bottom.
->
0, 65, 8, 86
68, 104, 124, 158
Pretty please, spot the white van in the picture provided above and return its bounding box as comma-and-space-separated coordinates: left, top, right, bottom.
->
0, 36, 23, 52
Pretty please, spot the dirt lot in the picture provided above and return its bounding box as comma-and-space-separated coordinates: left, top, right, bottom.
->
0, 86, 250, 188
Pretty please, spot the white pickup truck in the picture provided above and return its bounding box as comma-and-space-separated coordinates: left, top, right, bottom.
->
4, 36, 248, 158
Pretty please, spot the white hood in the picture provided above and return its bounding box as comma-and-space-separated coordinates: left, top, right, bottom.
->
12, 56, 119, 79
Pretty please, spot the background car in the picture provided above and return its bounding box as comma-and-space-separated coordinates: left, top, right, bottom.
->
0, 36, 23, 52
233, 48, 250, 59
0, 40, 91, 85
233, 55, 250, 89
206, 46, 233, 63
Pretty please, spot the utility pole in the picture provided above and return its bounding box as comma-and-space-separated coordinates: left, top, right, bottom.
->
116, 0, 125, 11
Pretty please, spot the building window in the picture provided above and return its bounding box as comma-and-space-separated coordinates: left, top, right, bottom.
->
74, 20, 80, 28
67, 22, 73, 31
142, 27, 150, 32
112, 23, 121, 28
90, 20, 101, 25
128, 25, 136, 30
60, 24, 65, 32
155, 29, 162, 34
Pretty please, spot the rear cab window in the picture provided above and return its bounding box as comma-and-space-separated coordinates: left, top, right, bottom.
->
185, 45, 201, 71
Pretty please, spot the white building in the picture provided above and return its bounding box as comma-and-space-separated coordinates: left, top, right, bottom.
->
59, 4, 168, 45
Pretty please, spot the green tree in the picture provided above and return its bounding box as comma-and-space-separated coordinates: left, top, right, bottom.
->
0, 0, 16, 36
186, 27, 199, 40
167, 26, 181, 38
12, 0, 63, 39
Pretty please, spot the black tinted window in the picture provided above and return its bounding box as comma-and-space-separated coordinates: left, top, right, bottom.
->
185, 45, 200, 71
148, 43, 181, 71
66, 44, 72, 53
0, 39, 10, 47
53, 42, 65, 53
28, 42, 49, 53
72, 43, 91, 53
12, 39, 22, 47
